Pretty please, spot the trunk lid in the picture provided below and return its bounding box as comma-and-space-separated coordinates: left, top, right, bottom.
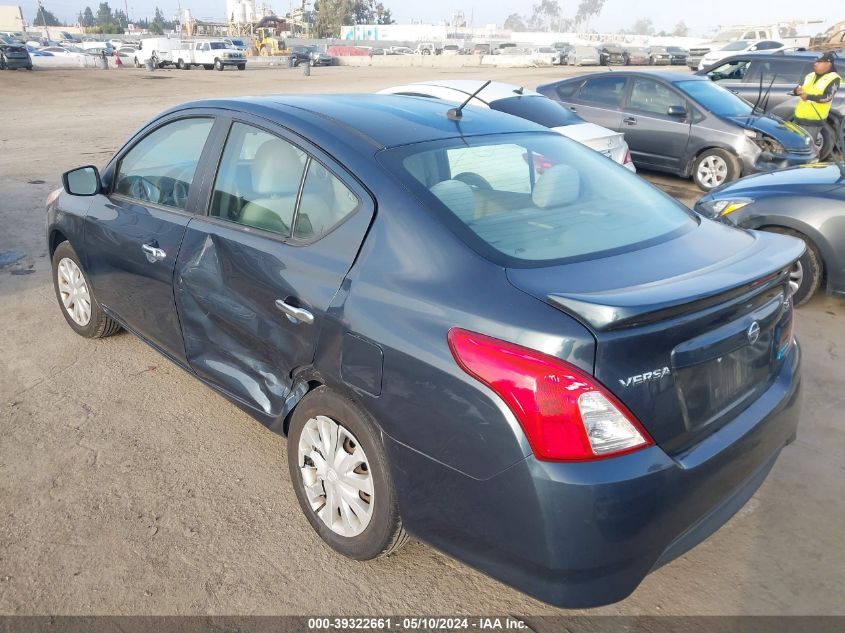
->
506, 220, 803, 454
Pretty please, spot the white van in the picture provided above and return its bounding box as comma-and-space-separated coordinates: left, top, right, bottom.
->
136, 37, 182, 67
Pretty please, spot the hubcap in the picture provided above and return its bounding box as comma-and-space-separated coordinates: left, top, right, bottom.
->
57, 257, 91, 326
298, 415, 374, 537
697, 155, 728, 188
789, 260, 804, 297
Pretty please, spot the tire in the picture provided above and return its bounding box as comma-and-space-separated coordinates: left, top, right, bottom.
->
816, 123, 835, 161
237, 63, 245, 70
177, 58, 186, 70
310, 59, 316, 66
692, 148, 740, 191
766, 228, 823, 306
287, 386, 408, 561
203, 64, 212, 70
133, 56, 140, 68
52, 241, 121, 339
214, 59, 223, 71
292, 58, 300, 66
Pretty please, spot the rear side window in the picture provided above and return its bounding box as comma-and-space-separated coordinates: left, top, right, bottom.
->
114, 117, 214, 211
577, 76, 627, 107
384, 133, 694, 266
294, 161, 359, 240
210, 122, 307, 236
555, 82, 580, 99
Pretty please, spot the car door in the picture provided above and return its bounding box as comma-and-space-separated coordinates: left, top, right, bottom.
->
620, 77, 692, 171
568, 74, 627, 130
83, 114, 219, 363
174, 119, 375, 421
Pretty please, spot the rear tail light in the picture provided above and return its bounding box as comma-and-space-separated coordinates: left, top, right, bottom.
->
776, 294, 795, 360
448, 329, 654, 461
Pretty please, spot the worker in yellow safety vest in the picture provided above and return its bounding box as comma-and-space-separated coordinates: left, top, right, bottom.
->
792, 52, 841, 146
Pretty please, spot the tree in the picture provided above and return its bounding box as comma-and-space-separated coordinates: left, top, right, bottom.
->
574, 0, 605, 29
630, 17, 654, 35
314, 0, 355, 37
80, 5, 95, 27
374, 3, 393, 24
503, 13, 526, 32
96, 1, 113, 25
34, 6, 62, 26
672, 20, 688, 37
150, 6, 166, 34
528, 0, 561, 31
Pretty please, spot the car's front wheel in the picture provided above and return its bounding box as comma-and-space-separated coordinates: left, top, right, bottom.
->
51, 241, 121, 338
692, 148, 740, 191
287, 387, 408, 560
766, 228, 823, 306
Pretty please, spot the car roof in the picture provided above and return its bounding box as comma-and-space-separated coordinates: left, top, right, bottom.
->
554, 70, 709, 84
725, 50, 841, 60
380, 80, 541, 103
168, 94, 545, 149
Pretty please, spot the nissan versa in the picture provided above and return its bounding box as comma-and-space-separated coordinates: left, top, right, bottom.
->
47, 95, 803, 608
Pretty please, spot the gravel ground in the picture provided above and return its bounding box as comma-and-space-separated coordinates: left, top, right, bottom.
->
0, 65, 843, 620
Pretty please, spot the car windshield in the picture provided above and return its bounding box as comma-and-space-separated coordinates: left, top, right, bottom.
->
676, 80, 752, 116
382, 133, 694, 266
722, 40, 752, 51
489, 96, 585, 128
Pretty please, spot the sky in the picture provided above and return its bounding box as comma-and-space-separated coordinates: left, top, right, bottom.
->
22, 0, 831, 38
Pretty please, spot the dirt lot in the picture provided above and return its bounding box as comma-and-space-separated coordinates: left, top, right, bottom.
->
1, 65, 844, 619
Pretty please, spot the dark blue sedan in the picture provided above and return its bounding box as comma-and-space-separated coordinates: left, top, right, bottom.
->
47, 94, 803, 607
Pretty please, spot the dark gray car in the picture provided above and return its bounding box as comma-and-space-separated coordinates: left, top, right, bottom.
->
695, 162, 845, 305
696, 51, 845, 159
0, 41, 32, 70
537, 71, 818, 190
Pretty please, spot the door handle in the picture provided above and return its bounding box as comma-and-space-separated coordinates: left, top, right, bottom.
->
623, 116, 637, 125
141, 243, 167, 262
275, 299, 314, 325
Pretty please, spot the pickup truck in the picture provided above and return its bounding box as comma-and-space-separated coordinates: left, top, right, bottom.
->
688, 25, 811, 69
173, 39, 246, 71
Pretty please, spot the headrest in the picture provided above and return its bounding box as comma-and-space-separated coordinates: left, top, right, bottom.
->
532, 164, 580, 209
429, 179, 476, 223
251, 138, 304, 195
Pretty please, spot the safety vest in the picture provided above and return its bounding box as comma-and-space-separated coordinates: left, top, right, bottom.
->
794, 71, 841, 121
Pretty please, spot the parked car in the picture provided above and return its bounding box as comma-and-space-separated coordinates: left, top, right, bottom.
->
288, 45, 332, 66
666, 46, 689, 65
48, 93, 802, 609
695, 163, 845, 304
552, 42, 574, 64
599, 43, 627, 65
624, 46, 650, 65
647, 46, 672, 65
441, 44, 460, 56
471, 43, 491, 55
690, 25, 809, 70
136, 37, 182, 67
223, 37, 248, 51
389, 46, 414, 55
377, 80, 635, 170
567, 45, 600, 66
697, 51, 845, 159
531, 46, 559, 64
174, 39, 246, 71
698, 39, 785, 70
536, 71, 818, 190
0, 42, 32, 70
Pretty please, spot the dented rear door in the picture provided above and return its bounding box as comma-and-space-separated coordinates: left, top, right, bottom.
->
173, 119, 375, 419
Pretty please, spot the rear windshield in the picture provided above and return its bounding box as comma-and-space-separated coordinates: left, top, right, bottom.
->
489, 96, 585, 127
381, 133, 695, 266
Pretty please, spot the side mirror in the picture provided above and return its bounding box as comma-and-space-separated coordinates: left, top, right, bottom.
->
62, 165, 101, 196
667, 105, 688, 117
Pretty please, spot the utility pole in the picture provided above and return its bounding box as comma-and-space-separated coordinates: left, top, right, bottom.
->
37, 0, 51, 41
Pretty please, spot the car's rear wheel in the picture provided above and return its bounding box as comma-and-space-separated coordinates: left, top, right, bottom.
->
214, 58, 224, 71
237, 63, 245, 70
51, 241, 121, 338
816, 123, 835, 160
692, 148, 740, 191
766, 228, 823, 306
287, 386, 408, 560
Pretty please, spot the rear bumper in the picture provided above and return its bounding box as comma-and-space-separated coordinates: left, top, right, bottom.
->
2, 57, 31, 69
387, 341, 801, 608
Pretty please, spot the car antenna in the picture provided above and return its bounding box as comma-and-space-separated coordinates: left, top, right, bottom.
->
514, 86, 524, 95
448, 80, 492, 121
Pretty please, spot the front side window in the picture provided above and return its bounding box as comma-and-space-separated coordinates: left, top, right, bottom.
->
210, 122, 306, 236
578, 76, 627, 107
113, 117, 214, 210
707, 60, 751, 83
628, 79, 685, 116
383, 133, 694, 266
